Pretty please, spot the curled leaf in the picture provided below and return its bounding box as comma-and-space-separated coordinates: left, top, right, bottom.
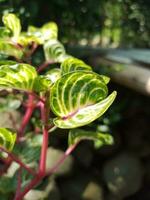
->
2, 13, 21, 41
0, 63, 37, 91
26, 22, 58, 44
61, 57, 92, 75
68, 128, 114, 147
0, 39, 23, 58
0, 128, 16, 151
44, 39, 70, 62
50, 71, 117, 129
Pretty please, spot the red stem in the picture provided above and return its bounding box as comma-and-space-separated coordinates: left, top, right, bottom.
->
15, 167, 22, 199
46, 143, 77, 176
18, 94, 35, 139
15, 144, 77, 200
39, 98, 49, 175
37, 61, 54, 73
0, 146, 36, 175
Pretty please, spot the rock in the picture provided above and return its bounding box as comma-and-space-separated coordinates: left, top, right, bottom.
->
46, 147, 74, 176
82, 181, 104, 200
59, 173, 104, 200
0, 110, 21, 130
103, 153, 143, 198
24, 178, 60, 200
24, 190, 47, 200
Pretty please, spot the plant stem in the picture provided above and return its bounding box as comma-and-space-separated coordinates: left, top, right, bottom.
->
37, 61, 54, 73
46, 143, 78, 176
14, 167, 22, 199
39, 93, 50, 175
18, 94, 35, 139
0, 146, 36, 175
16, 92, 50, 200
16, 143, 78, 200
15, 176, 41, 200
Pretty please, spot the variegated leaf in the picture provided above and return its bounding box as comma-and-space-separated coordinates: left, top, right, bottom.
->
46, 68, 61, 84
2, 13, 21, 41
61, 57, 92, 75
0, 63, 37, 91
68, 129, 114, 147
0, 39, 23, 58
34, 69, 61, 92
0, 128, 16, 151
50, 71, 117, 128
26, 22, 58, 44
44, 39, 70, 62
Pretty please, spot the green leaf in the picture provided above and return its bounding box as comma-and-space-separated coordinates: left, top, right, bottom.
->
0, 63, 37, 91
44, 39, 70, 62
0, 176, 16, 193
14, 134, 42, 165
0, 60, 17, 66
26, 22, 58, 44
61, 57, 92, 75
0, 128, 16, 151
0, 39, 23, 58
68, 129, 114, 147
50, 71, 117, 129
46, 68, 61, 83
2, 13, 21, 41
0, 27, 11, 38
34, 69, 61, 92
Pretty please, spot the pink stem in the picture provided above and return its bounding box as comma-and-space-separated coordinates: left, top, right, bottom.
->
18, 94, 35, 139
37, 61, 54, 73
0, 146, 36, 175
15, 143, 78, 200
39, 100, 49, 175
46, 143, 77, 176
15, 176, 41, 200
15, 167, 22, 199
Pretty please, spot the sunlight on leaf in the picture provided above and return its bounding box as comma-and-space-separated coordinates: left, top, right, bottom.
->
0, 63, 37, 91
0, 128, 16, 151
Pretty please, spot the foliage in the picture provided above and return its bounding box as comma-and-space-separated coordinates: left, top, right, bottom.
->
0, 13, 116, 199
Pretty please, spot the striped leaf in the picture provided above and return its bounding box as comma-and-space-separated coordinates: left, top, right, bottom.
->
2, 13, 21, 41
50, 71, 117, 129
27, 22, 58, 44
0, 128, 16, 151
34, 69, 61, 92
0, 63, 37, 91
68, 129, 114, 147
44, 39, 70, 62
0, 39, 23, 58
61, 57, 92, 75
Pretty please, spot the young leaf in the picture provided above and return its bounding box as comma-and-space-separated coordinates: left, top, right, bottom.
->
26, 22, 58, 44
61, 57, 92, 75
0, 63, 37, 91
44, 39, 70, 62
68, 129, 114, 147
34, 69, 61, 92
0, 40, 23, 58
2, 13, 21, 41
0, 128, 16, 151
50, 71, 117, 128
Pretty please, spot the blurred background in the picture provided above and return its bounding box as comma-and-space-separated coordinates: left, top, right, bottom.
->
0, 0, 150, 200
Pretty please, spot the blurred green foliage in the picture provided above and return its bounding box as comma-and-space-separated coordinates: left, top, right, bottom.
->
0, 0, 150, 47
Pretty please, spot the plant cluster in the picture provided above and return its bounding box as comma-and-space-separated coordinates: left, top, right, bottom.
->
0, 13, 116, 200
